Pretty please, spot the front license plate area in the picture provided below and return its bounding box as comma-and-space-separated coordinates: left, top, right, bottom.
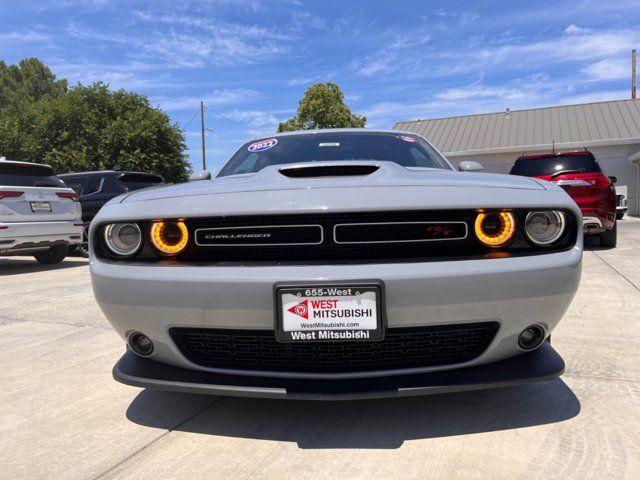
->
275, 282, 385, 343
30, 201, 51, 213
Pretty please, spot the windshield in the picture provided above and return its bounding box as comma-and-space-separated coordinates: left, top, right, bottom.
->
218, 132, 452, 177
510, 154, 601, 177
0, 162, 66, 187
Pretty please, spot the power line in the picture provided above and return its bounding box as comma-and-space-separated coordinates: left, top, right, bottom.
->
204, 106, 270, 136
183, 109, 200, 130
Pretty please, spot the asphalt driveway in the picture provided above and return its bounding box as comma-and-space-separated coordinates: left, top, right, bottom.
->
1, 218, 639, 479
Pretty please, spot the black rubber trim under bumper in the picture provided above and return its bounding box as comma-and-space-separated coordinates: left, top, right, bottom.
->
113, 342, 564, 400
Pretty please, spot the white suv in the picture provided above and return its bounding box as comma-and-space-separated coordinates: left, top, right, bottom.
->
0, 159, 83, 264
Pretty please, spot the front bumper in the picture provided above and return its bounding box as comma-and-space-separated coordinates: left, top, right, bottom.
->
114, 341, 565, 400
92, 246, 581, 380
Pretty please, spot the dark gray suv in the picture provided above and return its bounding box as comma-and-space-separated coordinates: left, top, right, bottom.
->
59, 171, 164, 256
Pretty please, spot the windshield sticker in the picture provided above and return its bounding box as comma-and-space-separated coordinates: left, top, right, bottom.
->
319, 142, 340, 147
248, 138, 278, 152
398, 135, 417, 143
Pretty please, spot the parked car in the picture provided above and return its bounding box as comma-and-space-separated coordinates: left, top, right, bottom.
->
58, 171, 165, 256
0, 159, 83, 264
90, 129, 582, 400
509, 149, 617, 247
616, 188, 628, 220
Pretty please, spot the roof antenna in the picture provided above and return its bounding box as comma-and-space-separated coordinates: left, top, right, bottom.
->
552, 140, 556, 154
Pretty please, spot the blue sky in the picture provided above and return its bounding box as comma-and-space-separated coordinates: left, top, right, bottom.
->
1, 0, 639, 173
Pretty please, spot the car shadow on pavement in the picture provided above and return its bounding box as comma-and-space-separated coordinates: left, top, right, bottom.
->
126, 379, 580, 449
0, 258, 88, 275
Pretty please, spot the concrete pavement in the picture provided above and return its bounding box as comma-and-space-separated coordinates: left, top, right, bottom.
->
1, 218, 639, 479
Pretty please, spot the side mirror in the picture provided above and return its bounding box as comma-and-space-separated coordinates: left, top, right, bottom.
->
608, 176, 617, 184
189, 170, 212, 182
458, 161, 484, 173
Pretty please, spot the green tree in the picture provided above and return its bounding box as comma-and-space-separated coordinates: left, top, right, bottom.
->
0, 58, 190, 183
278, 82, 366, 132
0, 58, 67, 109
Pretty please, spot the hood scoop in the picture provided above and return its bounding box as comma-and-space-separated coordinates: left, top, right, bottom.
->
279, 164, 380, 178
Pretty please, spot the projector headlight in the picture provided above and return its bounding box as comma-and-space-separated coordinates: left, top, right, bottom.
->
149, 220, 189, 256
524, 211, 565, 246
103, 223, 142, 257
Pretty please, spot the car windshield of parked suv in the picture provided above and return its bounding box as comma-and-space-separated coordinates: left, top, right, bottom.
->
218, 132, 452, 177
0, 162, 66, 187
510, 154, 602, 177
118, 173, 165, 191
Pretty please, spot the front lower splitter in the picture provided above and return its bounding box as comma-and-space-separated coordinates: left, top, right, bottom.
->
113, 342, 564, 401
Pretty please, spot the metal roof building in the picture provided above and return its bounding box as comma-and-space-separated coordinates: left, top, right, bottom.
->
395, 99, 640, 216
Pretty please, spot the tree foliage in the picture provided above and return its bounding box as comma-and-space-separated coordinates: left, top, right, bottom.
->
0, 58, 190, 182
277, 82, 366, 132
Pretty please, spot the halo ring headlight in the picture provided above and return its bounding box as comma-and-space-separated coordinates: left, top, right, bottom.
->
150, 221, 189, 255
103, 223, 142, 257
474, 212, 516, 247
524, 211, 565, 246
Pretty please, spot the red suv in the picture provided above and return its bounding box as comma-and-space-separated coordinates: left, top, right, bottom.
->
510, 150, 617, 247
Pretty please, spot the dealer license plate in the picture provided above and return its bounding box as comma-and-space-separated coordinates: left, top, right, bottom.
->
275, 283, 385, 343
30, 201, 51, 213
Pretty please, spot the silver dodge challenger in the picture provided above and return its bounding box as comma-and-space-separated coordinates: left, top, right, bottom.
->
90, 129, 582, 400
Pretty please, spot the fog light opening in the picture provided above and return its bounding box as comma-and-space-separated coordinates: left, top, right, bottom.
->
518, 325, 545, 350
128, 332, 154, 356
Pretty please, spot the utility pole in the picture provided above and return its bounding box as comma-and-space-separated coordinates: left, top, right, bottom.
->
632, 49, 637, 100
200, 101, 207, 170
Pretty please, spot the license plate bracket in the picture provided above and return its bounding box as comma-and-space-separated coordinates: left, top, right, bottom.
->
30, 201, 51, 213
274, 280, 386, 343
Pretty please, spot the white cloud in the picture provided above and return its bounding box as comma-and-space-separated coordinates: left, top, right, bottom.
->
222, 109, 279, 129
434, 10, 481, 26
66, 16, 292, 68
353, 26, 640, 79
564, 24, 589, 35
360, 74, 600, 129
558, 90, 629, 105
389, 33, 431, 50
434, 85, 530, 102
351, 51, 398, 77
48, 59, 176, 90
291, 11, 326, 31
581, 58, 630, 81
154, 89, 260, 111
0, 30, 49, 42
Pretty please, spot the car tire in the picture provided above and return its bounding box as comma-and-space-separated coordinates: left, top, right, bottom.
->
616, 210, 625, 220
599, 221, 617, 248
34, 246, 68, 264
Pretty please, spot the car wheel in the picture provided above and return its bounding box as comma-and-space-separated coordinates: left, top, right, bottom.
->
616, 210, 625, 220
599, 220, 617, 248
34, 246, 68, 264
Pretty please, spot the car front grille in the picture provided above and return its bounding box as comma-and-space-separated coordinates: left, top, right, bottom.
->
185, 210, 480, 262
170, 322, 499, 374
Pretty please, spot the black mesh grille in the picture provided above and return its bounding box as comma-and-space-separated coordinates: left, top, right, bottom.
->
170, 322, 499, 373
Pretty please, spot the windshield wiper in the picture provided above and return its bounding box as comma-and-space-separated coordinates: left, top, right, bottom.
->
550, 169, 584, 179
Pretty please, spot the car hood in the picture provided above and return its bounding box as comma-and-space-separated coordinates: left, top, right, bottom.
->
120, 161, 546, 204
